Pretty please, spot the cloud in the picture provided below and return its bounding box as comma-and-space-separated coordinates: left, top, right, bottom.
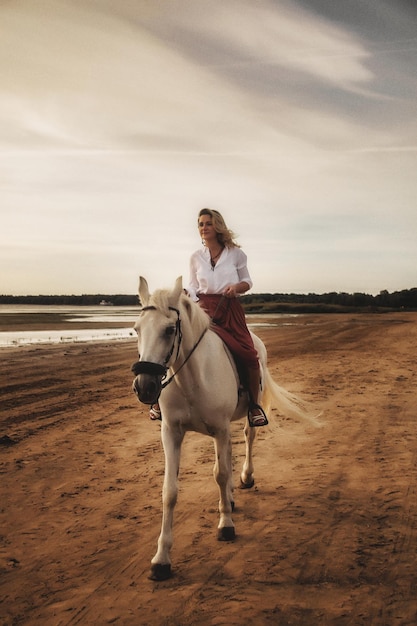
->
0, 0, 378, 153
0, 0, 416, 296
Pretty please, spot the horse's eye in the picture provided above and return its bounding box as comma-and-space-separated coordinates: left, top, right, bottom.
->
165, 326, 175, 338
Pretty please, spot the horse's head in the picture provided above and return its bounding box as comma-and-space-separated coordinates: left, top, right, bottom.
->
131, 276, 184, 405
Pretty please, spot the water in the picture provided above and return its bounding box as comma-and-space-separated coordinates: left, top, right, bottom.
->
0, 305, 140, 348
0, 305, 299, 348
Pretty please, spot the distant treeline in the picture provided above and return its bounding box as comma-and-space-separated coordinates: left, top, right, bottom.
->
0, 288, 416, 313
240, 288, 417, 313
0, 294, 138, 306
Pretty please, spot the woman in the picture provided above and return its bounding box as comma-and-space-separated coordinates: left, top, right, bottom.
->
150, 208, 268, 427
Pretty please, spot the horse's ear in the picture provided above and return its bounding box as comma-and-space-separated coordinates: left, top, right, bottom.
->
169, 276, 183, 305
138, 276, 150, 307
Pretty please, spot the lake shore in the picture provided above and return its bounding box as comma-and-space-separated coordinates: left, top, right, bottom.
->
1, 312, 417, 624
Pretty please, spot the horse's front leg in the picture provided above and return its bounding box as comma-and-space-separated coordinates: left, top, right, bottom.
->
213, 430, 236, 541
150, 424, 184, 581
240, 420, 256, 489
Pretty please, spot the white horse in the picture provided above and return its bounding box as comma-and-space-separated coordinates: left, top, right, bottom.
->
132, 276, 316, 581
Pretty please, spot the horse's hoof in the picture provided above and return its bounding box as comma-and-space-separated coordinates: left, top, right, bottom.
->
218, 526, 236, 542
149, 563, 172, 581
239, 478, 255, 489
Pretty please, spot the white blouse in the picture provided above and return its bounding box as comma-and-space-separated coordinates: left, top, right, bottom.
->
188, 246, 253, 301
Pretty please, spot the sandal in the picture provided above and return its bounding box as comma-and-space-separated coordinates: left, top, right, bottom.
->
248, 404, 268, 428
149, 405, 162, 421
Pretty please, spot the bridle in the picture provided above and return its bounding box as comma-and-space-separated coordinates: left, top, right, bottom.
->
131, 305, 208, 390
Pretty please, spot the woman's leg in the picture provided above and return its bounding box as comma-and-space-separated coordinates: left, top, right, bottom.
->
247, 366, 268, 427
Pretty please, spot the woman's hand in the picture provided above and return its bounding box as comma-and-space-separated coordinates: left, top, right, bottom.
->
223, 284, 238, 298
223, 281, 250, 298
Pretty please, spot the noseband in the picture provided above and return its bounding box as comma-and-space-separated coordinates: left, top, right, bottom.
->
131, 304, 207, 390
131, 360, 167, 377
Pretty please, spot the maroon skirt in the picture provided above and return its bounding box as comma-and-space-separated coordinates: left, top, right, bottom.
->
197, 294, 259, 369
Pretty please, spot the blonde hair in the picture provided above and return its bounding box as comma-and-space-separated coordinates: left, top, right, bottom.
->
198, 208, 240, 248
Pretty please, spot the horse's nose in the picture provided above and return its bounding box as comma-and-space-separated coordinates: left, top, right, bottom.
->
132, 375, 161, 405
133, 378, 140, 397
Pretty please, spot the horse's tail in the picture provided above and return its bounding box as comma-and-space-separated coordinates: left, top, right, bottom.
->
262, 367, 321, 426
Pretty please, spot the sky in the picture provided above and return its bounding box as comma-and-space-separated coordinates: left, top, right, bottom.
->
1, 0, 416, 296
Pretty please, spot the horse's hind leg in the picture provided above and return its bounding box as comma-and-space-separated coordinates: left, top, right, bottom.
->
150, 425, 184, 581
239, 421, 256, 489
213, 431, 235, 541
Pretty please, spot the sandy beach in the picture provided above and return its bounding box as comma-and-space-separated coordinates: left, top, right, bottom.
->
1, 312, 417, 625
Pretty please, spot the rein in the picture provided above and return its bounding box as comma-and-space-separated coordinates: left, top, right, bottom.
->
161, 326, 207, 389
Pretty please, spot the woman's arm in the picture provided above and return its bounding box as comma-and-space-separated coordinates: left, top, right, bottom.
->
223, 281, 250, 298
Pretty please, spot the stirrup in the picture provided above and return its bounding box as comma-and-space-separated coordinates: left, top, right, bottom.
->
150, 405, 162, 421
248, 404, 268, 428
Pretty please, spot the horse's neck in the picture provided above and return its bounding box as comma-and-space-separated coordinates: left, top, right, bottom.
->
178, 324, 230, 377
179, 317, 209, 359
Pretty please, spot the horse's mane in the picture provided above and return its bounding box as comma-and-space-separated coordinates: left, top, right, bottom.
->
180, 294, 211, 338
148, 290, 211, 340
147, 289, 174, 315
